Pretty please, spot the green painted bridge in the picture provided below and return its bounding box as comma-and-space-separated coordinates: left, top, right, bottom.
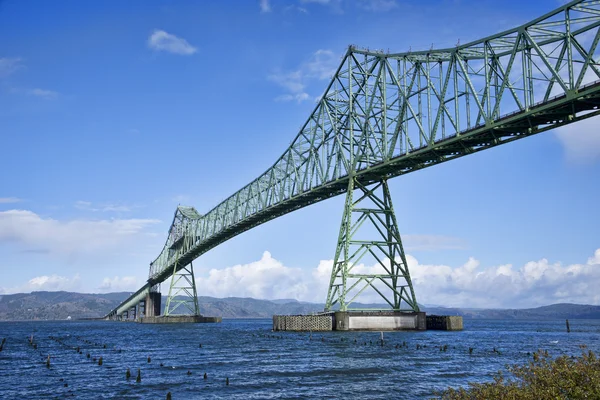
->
106, 0, 600, 320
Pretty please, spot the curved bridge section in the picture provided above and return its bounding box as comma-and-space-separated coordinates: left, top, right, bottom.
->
107, 0, 600, 318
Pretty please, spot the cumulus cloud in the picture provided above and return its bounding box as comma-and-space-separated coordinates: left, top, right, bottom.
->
268, 49, 338, 102
555, 116, 600, 163
409, 251, 600, 308
0, 57, 22, 78
195, 248, 600, 308
0, 274, 81, 294
98, 276, 139, 292
0, 209, 160, 258
147, 30, 197, 55
197, 251, 315, 300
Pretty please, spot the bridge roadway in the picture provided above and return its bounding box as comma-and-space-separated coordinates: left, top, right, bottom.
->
106, 0, 600, 318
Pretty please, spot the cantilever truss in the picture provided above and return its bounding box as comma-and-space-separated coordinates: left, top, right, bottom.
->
108, 1, 600, 319
325, 178, 418, 312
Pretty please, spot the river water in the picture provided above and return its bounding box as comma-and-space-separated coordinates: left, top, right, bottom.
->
1, 318, 599, 399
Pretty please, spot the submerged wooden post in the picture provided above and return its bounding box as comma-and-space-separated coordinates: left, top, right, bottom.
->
566, 319, 571, 333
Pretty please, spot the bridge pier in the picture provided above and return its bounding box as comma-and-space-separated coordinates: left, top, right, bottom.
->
273, 311, 427, 331
274, 178, 428, 332
145, 292, 162, 317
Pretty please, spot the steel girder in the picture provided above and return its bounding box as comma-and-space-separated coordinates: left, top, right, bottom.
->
107, 0, 600, 318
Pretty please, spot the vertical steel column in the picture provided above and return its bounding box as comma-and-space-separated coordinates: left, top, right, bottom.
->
324, 178, 419, 312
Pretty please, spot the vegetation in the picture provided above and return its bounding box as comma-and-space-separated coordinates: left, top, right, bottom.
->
439, 348, 600, 399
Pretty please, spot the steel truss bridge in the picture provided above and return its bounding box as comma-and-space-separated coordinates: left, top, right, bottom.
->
107, 0, 600, 320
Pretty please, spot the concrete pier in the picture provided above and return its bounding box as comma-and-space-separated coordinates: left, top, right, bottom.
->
140, 315, 222, 324
273, 311, 426, 331
334, 311, 426, 331
425, 315, 463, 331
144, 292, 161, 317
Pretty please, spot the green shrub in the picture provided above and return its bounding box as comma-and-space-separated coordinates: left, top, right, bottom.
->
438, 348, 600, 399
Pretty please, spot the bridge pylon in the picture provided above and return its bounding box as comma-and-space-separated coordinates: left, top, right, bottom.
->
325, 178, 419, 313
164, 260, 200, 316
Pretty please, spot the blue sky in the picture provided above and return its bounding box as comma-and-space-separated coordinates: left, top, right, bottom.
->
1, 0, 599, 308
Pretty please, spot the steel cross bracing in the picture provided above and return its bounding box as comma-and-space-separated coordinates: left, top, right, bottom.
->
163, 262, 200, 316
325, 178, 418, 312
107, 0, 600, 318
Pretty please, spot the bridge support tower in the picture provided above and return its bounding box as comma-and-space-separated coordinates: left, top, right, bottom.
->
164, 261, 200, 316
325, 178, 420, 315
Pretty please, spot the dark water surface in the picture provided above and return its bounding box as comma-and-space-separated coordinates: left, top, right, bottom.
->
1, 318, 599, 399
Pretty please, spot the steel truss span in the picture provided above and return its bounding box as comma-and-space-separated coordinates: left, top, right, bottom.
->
107, 0, 600, 318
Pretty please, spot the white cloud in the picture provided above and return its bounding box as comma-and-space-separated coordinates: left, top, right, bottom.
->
555, 116, 600, 163
195, 248, 600, 308
197, 251, 314, 300
0, 209, 160, 257
268, 49, 338, 102
0, 197, 21, 204
0, 57, 22, 78
147, 30, 197, 55
259, 0, 271, 13
268, 70, 306, 94
98, 276, 139, 292
0, 274, 81, 294
274, 93, 310, 103
28, 88, 58, 99
75, 200, 133, 212
357, 0, 397, 12
589, 249, 600, 265
304, 49, 337, 79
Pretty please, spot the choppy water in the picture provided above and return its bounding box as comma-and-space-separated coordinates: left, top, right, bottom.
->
1, 318, 599, 399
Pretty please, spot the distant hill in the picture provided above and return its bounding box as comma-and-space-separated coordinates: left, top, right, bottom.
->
423, 303, 600, 320
0, 291, 127, 320
0, 291, 599, 321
